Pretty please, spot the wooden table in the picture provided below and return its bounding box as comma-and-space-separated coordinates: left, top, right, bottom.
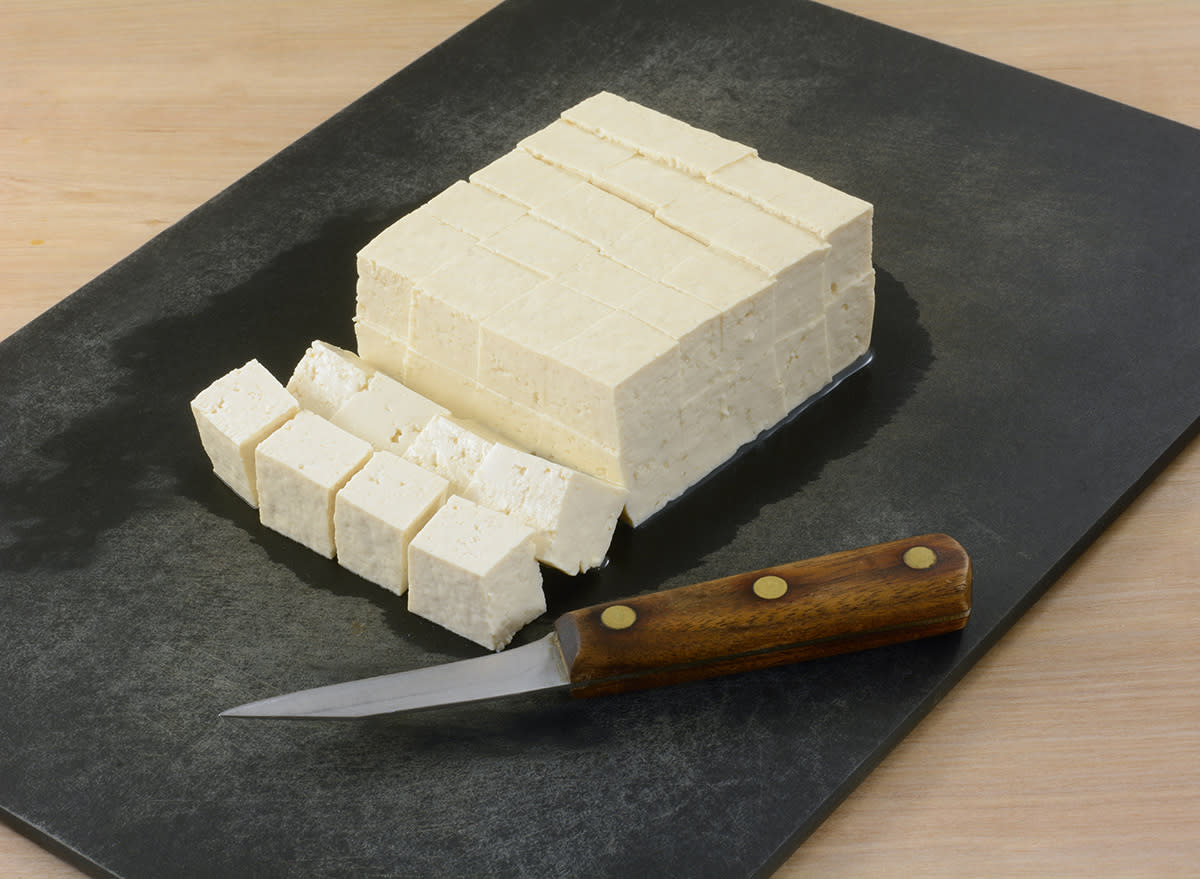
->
3, 3, 1197, 876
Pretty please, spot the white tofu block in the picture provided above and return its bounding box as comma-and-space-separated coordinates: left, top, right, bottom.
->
711, 155, 874, 293
330, 372, 449, 457
533, 415, 624, 486
480, 214, 598, 278
469, 383, 543, 452
532, 181, 650, 252
776, 315, 833, 412
622, 281, 722, 400
464, 444, 627, 574
354, 318, 408, 380
545, 312, 682, 509
402, 348, 482, 420
286, 340, 374, 420
190, 359, 299, 507
562, 91, 754, 176
356, 208, 478, 333
402, 414, 500, 497
407, 495, 544, 651
423, 180, 528, 239
604, 215, 709, 283
519, 118, 636, 182
556, 251, 651, 311
470, 149, 585, 209
333, 451, 449, 596
407, 245, 544, 378
663, 250, 777, 367
592, 154, 702, 212
654, 182, 750, 246
479, 280, 613, 409
255, 411, 373, 558
826, 270, 876, 375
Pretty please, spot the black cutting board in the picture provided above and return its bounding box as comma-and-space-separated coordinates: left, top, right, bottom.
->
2, 1, 1197, 877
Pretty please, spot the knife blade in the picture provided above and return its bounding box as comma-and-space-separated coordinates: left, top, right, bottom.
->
221, 533, 971, 719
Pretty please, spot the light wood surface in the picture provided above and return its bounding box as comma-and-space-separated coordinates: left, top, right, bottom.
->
3, 2, 1197, 877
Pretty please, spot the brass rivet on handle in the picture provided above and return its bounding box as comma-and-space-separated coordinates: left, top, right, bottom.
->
903, 545, 938, 569
752, 575, 789, 600
600, 604, 637, 630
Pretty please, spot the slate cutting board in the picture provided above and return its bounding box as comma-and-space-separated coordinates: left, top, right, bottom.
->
1, 1, 1197, 877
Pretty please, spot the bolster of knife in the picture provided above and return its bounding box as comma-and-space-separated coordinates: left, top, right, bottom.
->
553, 533, 972, 698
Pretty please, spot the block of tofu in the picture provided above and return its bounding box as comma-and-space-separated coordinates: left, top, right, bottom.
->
356, 207, 478, 333
621, 280, 722, 400
402, 414, 504, 497
330, 372, 449, 457
710, 155, 874, 294
464, 444, 627, 574
255, 411, 373, 558
469, 149, 584, 209
518, 118, 635, 183
333, 451, 449, 595
563, 91, 755, 177
190, 359, 299, 507
422, 180, 528, 239
353, 318, 408, 380
407, 495, 544, 651
480, 214, 599, 278
286, 340, 374, 420
407, 245, 545, 379
826, 270, 876, 375
479, 280, 613, 410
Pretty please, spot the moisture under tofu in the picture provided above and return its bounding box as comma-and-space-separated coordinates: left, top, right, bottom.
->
353, 91, 874, 525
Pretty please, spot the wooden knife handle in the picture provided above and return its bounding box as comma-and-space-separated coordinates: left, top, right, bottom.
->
553, 533, 972, 698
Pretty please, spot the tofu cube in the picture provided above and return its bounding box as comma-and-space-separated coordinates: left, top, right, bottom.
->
469, 149, 585, 209
402, 414, 502, 497
255, 411, 373, 557
464, 444, 627, 574
422, 180, 528, 239
518, 118, 635, 182
190, 359, 298, 507
333, 451, 449, 595
353, 318, 408, 380
286, 340, 374, 420
407, 496, 544, 651
330, 372, 449, 457
826, 270, 876, 375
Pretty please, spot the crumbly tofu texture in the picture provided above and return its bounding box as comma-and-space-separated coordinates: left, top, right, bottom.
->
255, 411, 373, 558
464, 443, 627, 574
286, 340, 375, 420
190, 359, 299, 507
407, 495, 544, 651
334, 451, 450, 596
351, 91, 874, 524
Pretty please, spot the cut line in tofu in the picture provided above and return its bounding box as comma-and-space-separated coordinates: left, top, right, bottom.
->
255, 411, 373, 558
334, 451, 449, 596
464, 443, 627, 575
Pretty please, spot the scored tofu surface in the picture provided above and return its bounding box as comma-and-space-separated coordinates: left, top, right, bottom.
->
353, 90, 873, 524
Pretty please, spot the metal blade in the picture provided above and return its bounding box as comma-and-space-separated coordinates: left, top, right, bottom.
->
220, 633, 570, 719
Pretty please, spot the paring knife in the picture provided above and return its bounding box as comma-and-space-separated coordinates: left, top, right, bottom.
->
221, 533, 971, 719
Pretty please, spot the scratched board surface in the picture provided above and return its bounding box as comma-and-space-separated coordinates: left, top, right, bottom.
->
1, 1, 1197, 877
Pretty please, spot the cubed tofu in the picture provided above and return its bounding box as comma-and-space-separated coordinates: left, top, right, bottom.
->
407, 245, 545, 378
330, 372, 449, 457
190, 359, 299, 507
464, 444, 627, 574
255, 411, 373, 558
469, 149, 585, 209
356, 208, 478, 334
532, 181, 649, 252
407, 495, 544, 651
422, 180, 528, 239
286, 340, 374, 420
826, 270, 876, 375
354, 318, 408, 380
519, 118, 636, 182
402, 414, 502, 497
333, 451, 449, 595
480, 214, 599, 278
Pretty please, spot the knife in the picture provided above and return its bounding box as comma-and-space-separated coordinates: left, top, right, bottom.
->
221, 533, 971, 719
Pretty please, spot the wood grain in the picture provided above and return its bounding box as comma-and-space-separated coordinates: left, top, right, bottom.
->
2, 2, 1197, 877
558, 534, 971, 696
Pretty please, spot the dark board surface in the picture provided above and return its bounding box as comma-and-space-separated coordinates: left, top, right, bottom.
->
1, 1, 1197, 877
